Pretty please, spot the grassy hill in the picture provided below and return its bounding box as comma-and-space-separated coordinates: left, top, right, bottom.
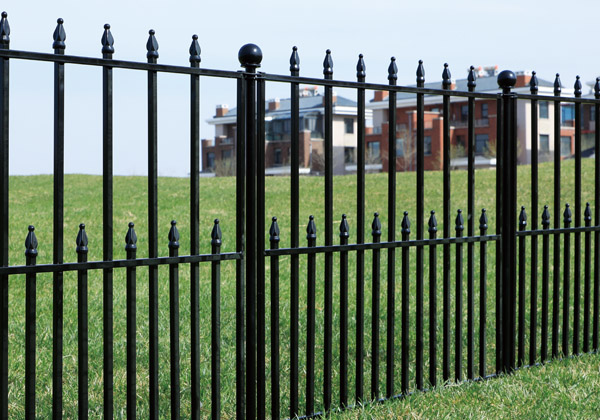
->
4, 159, 599, 418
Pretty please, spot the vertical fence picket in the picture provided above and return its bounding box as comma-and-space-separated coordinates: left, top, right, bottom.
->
563, 204, 572, 356
76, 224, 89, 420
552, 74, 562, 359
584, 204, 592, 353
541, 206, 551, 361
188, 34, 201, 420
211, 220, 222, 420
269, 218, 280, 420
371, 213, 381, 401
442, 63, 452, 382
573, 76, 582, 355
479, 210, 488, 378
455, 210, 464, 381
355, 53, 366, 404
168, 221, 181, 420
466, 66, 476, 381
428, 211, 438, 385
495, 93, 503, 373
323, 49, 334, 412
594, 79, 600, 352
518, 207, 527, 366
101, 22, 115, 420
415, 61, 425, 391
25, 226, 38, 420
529, 72, 539, 366
401, 213, 410, 394
52, 19, 66, 419
125, 223, 137, 420
146, 29, 160, 418
288, 46, 300, 419
306, 216, 317, 416
339, 215, 350, 406
386, 57, 398, 398
0, 12, 9, 419
256, 73, 266, 420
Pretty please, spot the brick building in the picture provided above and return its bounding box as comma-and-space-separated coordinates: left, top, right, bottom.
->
203, 87, 371, 175
366, 66, 579, 172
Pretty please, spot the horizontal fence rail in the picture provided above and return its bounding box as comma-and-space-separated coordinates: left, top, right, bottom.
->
0, 10, 598, 420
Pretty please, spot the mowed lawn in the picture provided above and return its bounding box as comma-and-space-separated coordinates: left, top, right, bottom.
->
4, 158, 600, 418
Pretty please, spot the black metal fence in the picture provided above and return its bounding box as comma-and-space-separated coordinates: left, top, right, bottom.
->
0, 11, 599, 420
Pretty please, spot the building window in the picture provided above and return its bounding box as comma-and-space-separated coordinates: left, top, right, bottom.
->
274, 148, 282, 165
396, 138, 405, 157
206, 152, 215, 170
591, 105, 596, 122
344, 147, 355, 164
540, 101, 549, 119
539, 134, 550, 153
344, 118, 354, 134
481, 103, 488, 119
461, 104, 468, 122
475, 134, 489, 156
561, 136, 571, 157
368, 141, 380, 160
561, 104, 574, 126
221, 149, 232, 160
424, 136, 432, 156
284, 119, 291, 133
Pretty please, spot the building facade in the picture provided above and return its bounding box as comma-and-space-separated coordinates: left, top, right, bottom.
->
203, 87, 371, 175
365, 66, 580, 172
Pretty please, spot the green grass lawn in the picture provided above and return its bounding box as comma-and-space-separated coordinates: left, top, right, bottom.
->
4, 158, 598, 418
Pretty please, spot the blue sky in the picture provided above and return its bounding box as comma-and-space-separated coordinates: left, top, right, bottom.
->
3, 0, 599, 176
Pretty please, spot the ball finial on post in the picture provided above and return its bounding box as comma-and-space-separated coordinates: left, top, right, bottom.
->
497, 70, 516, 93
238, 43, 262, 71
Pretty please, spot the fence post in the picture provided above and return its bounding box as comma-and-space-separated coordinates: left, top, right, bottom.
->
497, 70, 517, 373
238, 43, 262, 420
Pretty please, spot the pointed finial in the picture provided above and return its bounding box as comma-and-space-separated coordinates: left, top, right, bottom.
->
371, 212, 381, 237
542, 205, 551, 227
339, 214, 349, 238
388, 57, 397, 82
356, 53, 365, 79
585, 203, 592, 223
0, 11, 10, 46
169, 220, 180, 249
554, 73, 561, 96
101, 23, 114, 55
189, 34, 201, 64
125, 222, 137, 250
269, 217, 280, 243
563, 203, 572, 224
455, 209, 464, 232
323, 49, 333, 77
306, 215, 317, 240
211, 219, 222, 247
467, 65, 476, 91
53, 18, 66, 50
76, 223, 89, 254
595, 78, 600, 99
25, 225, 38, 257
479, 209, 488, 232
416, 60, 425, 86
574, 75, 582, 98
519, 206, 527, 228
529, 71, 538, 94
146, 29, 159, 60
401, 211, 411, 235
442, 63, 452, 89
428, 210, 437, 234
289, 46, 299, 73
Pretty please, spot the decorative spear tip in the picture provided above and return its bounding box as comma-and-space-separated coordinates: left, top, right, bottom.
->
374, 212, 379, 217
323, 49, 333, 75
309, 214, 314, 220
211, 219, 222, 245
1, 12, 6, 18
292, 46, 297, 51
289, 45, 299, 72
306, 215, 317, 239
128, 222, 134, 228
53, 17, 67, 49
25, 225, 38, 256
146, 29, 159, 59
401, 212, 411, 233
149, 29, 155, 35
359, 53, 363, 58
416, 60, 425, 83
326, 49, 331, 54
428, 211, 438, 231
28, 225, 34, 232
57, 18, 64, 24
79, 223, 85, 229
101, 23, 115, 54
585, 203, 592, 221
272, 216, 277, 222
340, 214, 350, 237
104, 23, 110, 30
189, 34, 201, 63
76, 223, 89, 250
270, 217, 280, 242
192, 34, 198, 40
574, 76, 582, 96
388, 57, 398, 81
